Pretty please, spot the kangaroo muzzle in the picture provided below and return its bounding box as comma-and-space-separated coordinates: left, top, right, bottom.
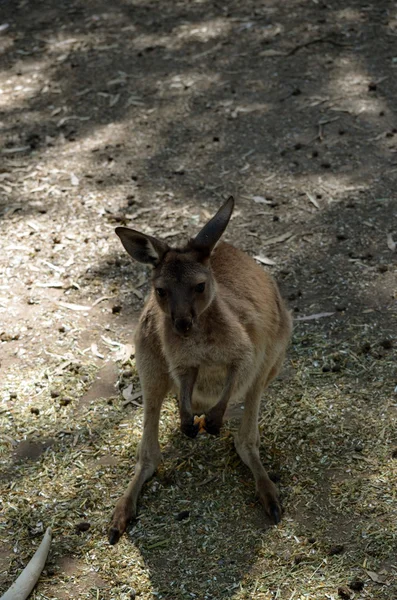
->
173, 317, 193, 335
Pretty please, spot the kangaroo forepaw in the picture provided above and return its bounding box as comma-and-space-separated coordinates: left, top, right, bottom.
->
181, 415, 199, 439
204, 410, 223, 435
108, 497, 136, 545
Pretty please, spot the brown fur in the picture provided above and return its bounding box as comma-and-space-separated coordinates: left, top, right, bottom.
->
108, 198, 292, 545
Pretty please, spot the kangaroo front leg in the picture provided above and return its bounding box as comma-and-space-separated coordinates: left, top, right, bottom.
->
178, 367, 199, 438
234, 377, 281, 525
108, 384, 167, 545
204, 366, 237, 435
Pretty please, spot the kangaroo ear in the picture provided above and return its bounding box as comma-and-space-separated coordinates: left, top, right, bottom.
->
191, 196, 234, 256
115, 227, 169, 266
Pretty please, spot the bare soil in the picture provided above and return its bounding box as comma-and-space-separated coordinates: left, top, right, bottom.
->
0, 1, 396, 599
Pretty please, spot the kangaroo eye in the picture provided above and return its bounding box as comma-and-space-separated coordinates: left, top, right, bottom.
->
156, 287, 166, 298
195, 282, 205, 293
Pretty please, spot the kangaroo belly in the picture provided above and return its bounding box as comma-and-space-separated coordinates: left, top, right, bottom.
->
190, 365, 227, 413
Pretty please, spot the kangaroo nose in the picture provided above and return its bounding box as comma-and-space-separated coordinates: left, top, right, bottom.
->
174, 317, 193, 335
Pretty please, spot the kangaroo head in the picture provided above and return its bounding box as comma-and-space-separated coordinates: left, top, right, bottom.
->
115, 196, 234, 337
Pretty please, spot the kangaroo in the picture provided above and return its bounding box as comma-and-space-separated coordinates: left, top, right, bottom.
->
109, 196, 292, 545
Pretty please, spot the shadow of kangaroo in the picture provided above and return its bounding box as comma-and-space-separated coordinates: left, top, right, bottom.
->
109, 197, 292, 544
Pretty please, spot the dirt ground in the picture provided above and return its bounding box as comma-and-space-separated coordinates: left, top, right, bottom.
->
1, 0, 396, 599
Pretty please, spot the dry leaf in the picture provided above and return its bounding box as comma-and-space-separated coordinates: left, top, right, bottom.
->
252, 195, 272, 205
254, 255, 276, 266
36, 281, 64, 289
295, 312, 335, 321
259, 49, 286, 57
162, 230, 182, 239
92, 295, 114, 307
56, 301, 91, 311
1, 146, 30, 154
262, 231, 294, 246
122, 384, 143, 405
366, 570, 387, 585
91, 343, 104, 359
114, 343, 135, 363
109, 93, 120, 107
306, 191, 320, 209
386, 233, 396, 251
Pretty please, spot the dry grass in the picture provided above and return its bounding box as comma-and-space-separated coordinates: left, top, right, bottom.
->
1, 315, 396, 600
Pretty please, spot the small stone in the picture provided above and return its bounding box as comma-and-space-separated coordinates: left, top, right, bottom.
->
176, 510, 190, 521
130, 589, 136, 600
307, 536, 316, 544
59, 397, 72, 406
349, 578, 364, 591
380, 339, 393, 350
30, 407, 40, 415
293, 554, 306, 565
354, 444, 364, 453
360, 342, 371, 354
338, 586, 351, 599
50, 389, 60, 398
75, 521, 91, 533
328, 544, 344, 556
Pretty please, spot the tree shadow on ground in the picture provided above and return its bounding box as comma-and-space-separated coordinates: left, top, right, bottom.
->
1, 0, 396, 598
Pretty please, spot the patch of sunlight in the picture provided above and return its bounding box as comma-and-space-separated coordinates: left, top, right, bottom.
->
175, 17, 232, 43
325, 56, 387, 118
292, 172, 368, 199
132, 17, 231, 52
332, 8, 363, 24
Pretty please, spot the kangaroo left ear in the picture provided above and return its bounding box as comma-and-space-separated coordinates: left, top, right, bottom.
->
191, 196, 234, 256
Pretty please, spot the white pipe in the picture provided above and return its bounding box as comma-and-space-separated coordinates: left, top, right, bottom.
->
1, 527, 52, 600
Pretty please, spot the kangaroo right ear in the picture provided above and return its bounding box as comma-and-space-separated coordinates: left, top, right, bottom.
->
115, 227, 169, 266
